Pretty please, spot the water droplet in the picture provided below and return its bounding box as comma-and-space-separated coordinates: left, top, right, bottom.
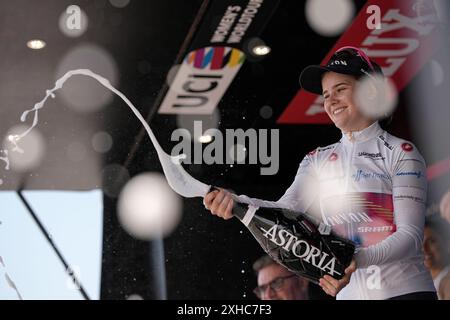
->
259, 105, 273, 119
92, 131, 113, 153
5, 125, 46, 171
118, 173, 182, 240
109, 0, 131, 8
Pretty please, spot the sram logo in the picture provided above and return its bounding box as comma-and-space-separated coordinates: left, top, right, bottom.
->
158, 46, 245, 115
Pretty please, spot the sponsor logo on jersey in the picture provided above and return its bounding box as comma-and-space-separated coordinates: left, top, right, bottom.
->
324, 212, 374, 226
319, 146, 335, 152
378, 135, 394, 150
394, 194, 425, 204
321, 192, 395, 247
358, 225, 394, 233
358, 151, 385, 160
353, 169, 390, 182
401, 142, 414, 152
308, 146, 335, 156
395, 170, 423, 179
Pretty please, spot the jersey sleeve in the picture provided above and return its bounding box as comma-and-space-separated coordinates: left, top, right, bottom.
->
355, 142, 427, 268
235, 153, 319, 213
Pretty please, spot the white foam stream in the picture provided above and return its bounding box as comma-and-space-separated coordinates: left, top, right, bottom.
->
1, 69, 211, 197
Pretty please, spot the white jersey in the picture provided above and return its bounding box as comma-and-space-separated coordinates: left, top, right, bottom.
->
238, 122, 435, 299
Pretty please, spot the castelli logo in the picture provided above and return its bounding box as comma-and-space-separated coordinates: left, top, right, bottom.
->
329, 153, 338, 161
401, 143, 413, 152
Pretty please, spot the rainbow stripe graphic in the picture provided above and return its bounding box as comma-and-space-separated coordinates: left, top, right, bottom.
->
186, 47, 245, 70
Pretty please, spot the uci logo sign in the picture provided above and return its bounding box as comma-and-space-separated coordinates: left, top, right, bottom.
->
158, 46, 245, 115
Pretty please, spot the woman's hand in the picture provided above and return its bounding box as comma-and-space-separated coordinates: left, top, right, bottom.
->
319, 259, 356, 297
203, 188, 234, 220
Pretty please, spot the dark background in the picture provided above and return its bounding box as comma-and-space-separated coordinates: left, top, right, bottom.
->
1, 0, 449, 300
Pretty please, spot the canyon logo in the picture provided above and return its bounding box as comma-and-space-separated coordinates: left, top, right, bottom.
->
260, 224, 341, 277
158, 46, 245, 115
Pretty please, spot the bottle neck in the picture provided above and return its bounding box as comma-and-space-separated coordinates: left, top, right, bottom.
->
232, 201, 250, 221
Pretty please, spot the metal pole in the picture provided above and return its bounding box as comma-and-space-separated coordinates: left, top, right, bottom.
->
16, 190, 91, 300
150, 237, 167, 299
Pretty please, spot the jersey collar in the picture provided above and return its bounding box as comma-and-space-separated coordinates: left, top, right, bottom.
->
341, 121, 382, 145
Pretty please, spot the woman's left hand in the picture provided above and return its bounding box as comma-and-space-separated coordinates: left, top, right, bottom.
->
319, 259, 357, 297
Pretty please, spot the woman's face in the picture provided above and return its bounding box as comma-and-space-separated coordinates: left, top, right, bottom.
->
322, 72, 373, 132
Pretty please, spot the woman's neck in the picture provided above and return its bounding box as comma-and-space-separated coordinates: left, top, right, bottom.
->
342, 121, 376, 134
342, 121, 377, 140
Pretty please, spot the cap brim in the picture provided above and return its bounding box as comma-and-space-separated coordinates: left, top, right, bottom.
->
299, 65, 331, 95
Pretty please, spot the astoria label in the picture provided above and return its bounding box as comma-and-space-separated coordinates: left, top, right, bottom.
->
260, 224, 342, 277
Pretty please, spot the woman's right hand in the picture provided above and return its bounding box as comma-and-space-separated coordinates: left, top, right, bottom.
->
203, 188, 234, 220
319, 259, 356, 297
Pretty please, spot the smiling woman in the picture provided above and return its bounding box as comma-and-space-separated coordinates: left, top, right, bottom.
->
204, 46, 437, 300
321, 72, 373, 134
295, 46, 436, 300
300, 47, 387, 137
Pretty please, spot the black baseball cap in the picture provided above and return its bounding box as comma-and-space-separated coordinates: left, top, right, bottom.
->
299, 46, 383, 95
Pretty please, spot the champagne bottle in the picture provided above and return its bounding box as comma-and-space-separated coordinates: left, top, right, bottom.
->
231, 200, 355, 284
